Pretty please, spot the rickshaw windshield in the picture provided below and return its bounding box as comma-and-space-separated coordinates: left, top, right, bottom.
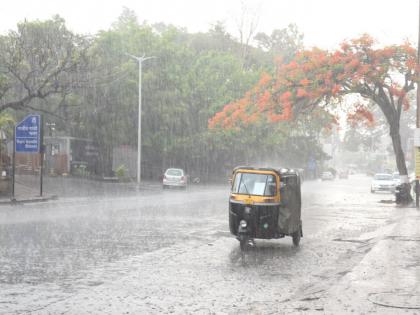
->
232, 172, 277, 196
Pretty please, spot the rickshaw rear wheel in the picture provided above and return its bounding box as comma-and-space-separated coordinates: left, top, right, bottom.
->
292, 230, 301, 246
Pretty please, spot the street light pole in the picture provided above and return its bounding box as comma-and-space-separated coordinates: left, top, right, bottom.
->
416, 1, 420, 208
126, 53, 155, 185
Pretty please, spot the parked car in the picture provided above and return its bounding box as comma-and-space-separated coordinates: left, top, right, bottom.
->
371, 173, 395, 193
392, 172, 401, 186
321, 171, 334, 180
162, 168, 187, 189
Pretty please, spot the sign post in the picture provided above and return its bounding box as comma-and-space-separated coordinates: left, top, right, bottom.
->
416, 1, 420, 208
414, 129, 420, 207
307, 157, 317, 180
11, 127, 15, 201
416, 131, 420, 208
13, 114, 42, 198
416, 146, 420, 178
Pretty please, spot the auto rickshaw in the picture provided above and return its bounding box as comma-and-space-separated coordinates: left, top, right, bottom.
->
228, 166, 302, 250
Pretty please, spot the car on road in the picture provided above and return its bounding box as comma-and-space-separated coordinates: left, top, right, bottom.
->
371, 173, 395, 193
392, 172, 401, 186
321, 171, 334, 180
162, 168, 187, 189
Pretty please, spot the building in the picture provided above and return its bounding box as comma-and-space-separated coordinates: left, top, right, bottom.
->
44, 136, 99, 176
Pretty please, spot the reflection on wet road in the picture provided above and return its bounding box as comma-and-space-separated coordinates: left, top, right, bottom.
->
0, 189, 227, 285
0, 175, 397, 313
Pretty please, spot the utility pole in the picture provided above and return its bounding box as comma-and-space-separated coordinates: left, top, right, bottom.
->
416, 0, 420, 208
126, 53, 155, 185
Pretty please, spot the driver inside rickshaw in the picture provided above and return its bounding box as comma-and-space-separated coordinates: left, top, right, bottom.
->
236, 172, 276, 196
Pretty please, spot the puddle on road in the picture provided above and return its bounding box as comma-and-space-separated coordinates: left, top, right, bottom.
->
368, 291, 420, 310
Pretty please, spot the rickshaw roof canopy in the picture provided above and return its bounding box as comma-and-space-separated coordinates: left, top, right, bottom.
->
232, 166, 299, 177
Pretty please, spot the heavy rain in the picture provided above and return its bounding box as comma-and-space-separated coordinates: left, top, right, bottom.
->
1, 1, 420, 314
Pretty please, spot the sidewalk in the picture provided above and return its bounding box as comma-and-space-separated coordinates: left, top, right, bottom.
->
0, 195, 57, 205
0, 175, 162, 204
324, 207, 420, 314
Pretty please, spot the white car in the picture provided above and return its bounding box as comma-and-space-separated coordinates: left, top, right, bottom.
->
321, 171, 334, 180
371, 173, 395, 193
392, 172, 401, 186
162, 168, 187, 189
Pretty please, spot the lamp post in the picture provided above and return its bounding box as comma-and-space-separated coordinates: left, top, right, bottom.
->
416, 1, 420, 207
126, 53, 155, 185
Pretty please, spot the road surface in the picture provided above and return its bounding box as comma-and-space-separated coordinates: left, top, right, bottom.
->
0, 174, 398, 314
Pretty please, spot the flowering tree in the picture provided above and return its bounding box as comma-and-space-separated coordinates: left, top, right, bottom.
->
209, 35, 418, 201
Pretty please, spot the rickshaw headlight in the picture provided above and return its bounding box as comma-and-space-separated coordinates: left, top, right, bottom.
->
240, 220, 247, 228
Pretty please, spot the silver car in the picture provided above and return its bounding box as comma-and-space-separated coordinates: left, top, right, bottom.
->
162, 168, 187, 189
392, 172, 401, 186
321, 171, 334, 180
371, 173, 395, 193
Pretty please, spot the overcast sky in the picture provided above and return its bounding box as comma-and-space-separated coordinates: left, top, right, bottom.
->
0, 0, 419, 49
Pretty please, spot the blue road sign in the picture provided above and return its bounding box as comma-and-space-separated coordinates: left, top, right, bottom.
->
307, 156, 317, 170
15, 114, 41, 153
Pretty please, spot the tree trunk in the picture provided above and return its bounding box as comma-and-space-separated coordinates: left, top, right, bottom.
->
390, 123, 408, 177
389, 120, 413, 204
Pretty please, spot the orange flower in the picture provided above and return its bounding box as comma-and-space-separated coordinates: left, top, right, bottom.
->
257, 90, 271, 111
406, 58, 417, 70
299, 78, 311, 86
331, 51, 343, 64
349, 59, 360, 68
382, 47, 396, 58
357, 64, 370, 75
288, 60, 298, 70
401, 42, 416, 56
297, 88, 308, 98
280, 91, 292, 103
331, 84, 341, 96
257, 72, 272, 87
390, 85, 406, 98
208, 34, 417, 133
247, 112, 260, 124
340, 42, 350, 51
347, 106, 374, 127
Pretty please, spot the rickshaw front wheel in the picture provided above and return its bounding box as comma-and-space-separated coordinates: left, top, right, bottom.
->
239, 236, 249, 251
292, 230, 301, 246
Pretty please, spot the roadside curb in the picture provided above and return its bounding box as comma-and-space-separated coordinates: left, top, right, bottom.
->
0, 194, 58, 205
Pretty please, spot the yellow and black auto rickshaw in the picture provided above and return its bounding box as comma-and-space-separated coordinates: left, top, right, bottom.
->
229, 166, 302, 250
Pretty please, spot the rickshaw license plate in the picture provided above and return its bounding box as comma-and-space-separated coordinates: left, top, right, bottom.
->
245, 198, 253, 205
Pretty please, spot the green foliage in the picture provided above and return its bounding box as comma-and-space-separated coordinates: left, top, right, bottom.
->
1, 10, 327, 180
0, 112, 15, 131
0, 15, 89, 114
254, 24, 304, 63
115, 164, 127, 178
69, 12, 272, 178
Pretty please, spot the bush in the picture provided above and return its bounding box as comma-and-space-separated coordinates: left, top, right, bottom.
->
115, 164, 127, 179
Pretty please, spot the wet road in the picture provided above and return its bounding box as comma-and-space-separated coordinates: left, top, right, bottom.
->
0, 175, 398, 314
